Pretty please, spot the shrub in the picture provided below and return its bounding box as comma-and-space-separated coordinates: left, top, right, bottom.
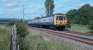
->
66, 21, 71, 28
16, 22, 28, 37
16, 21, 29, 50
8, 20, 28, 37
88, 20, 93, 33
89, 23, 93, 33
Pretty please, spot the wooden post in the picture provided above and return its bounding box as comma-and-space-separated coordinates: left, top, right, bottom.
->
10, 24, 18, 50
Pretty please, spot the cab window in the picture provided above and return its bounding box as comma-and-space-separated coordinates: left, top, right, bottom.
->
56, 16, 64, 20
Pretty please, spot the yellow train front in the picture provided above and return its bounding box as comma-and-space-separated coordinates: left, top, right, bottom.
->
53, 13, 67, 30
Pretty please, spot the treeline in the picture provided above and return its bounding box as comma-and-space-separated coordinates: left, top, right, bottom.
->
66, 4, 93, 32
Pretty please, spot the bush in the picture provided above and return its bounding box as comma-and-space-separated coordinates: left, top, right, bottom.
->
16, 22, 28, 37
8, 20, 28, 37
89, 22, 93, 33
66, 21, 71, 28
16, 21, 29, 50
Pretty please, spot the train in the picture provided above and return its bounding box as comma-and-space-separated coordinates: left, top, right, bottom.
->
28, 13, 68, 30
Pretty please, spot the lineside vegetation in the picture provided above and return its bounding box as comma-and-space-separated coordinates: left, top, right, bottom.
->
66, 4, 93, 33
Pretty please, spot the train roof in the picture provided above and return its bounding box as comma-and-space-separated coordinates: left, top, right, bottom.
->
31, 13, 65, 21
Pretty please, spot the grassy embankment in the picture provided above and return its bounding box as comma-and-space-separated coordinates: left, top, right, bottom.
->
0, 25, 10, 50
24, 31, 73, 50
68, 24, 92, 35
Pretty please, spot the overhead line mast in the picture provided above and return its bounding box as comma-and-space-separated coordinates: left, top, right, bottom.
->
22, 4, 25, 21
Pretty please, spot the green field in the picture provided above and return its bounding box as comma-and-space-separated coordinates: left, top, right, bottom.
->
0, 25, 10, 50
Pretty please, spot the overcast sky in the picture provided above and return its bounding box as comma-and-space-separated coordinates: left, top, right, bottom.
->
0, 0, 93, 19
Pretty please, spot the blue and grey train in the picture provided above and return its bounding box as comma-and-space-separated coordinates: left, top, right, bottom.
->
28, 13, 68, 30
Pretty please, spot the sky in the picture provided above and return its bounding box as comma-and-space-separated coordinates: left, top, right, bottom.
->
0, 0, 93, 20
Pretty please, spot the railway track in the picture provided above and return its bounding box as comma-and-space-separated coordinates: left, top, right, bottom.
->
31, 27, 93, 46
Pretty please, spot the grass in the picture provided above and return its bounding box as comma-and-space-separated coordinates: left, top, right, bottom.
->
24, 32, 72, 50
1, 24, 89, 50
68, 24, 90, 33
0, 25, 10, 50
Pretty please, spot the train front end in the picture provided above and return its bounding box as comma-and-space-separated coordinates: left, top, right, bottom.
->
54, 14, 67, 30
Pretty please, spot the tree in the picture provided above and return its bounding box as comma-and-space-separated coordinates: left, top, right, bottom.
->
45, 0, 55, 17
78, 4, 91, 25
66, 4, 93, 25
88, 6, 93, 33
66, 9, 80, 24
